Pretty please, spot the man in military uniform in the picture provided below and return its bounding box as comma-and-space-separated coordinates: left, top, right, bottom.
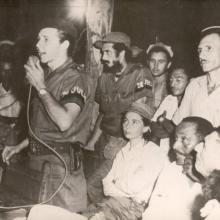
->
85, 32, 154, 203
2, 20, 94, 212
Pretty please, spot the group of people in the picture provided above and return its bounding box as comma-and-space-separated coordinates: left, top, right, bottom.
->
0, 18, 220, 220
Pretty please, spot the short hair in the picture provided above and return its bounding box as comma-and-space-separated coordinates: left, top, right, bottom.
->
181, 116, 213, 139
200, 27, 220, 40
202, 169, 220, 202
147, 46, 171, 62
57, 30, 75, 57
170, 61, 192, 80
113, 43, 132, 62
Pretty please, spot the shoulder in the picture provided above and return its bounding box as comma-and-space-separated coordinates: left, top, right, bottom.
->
187, 75, 206, 90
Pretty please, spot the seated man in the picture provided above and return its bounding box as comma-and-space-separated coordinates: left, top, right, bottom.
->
26, 102, 166, 220
142, 116, 213, 220
151, 62, 191, 156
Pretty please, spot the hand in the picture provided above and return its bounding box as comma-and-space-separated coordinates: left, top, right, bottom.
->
24, 56, 46, 91
84, 140, 96, 151
2, 145, 19, 165
157, 111, 167, 123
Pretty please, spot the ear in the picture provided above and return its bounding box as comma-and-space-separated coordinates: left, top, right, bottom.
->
167, 61, 171, 69
143, 126, 150, 133
61, 40, 70, 51
119, 50, 125, 61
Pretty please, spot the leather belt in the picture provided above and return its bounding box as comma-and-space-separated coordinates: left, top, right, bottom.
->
29, 137, 71, 156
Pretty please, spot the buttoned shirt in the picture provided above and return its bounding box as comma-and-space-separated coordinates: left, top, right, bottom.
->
173, 75, 220, 127
30, 58, 94, 145
95, 63, 153, 137
102, 140, 165, 204
143, 162, 202, 220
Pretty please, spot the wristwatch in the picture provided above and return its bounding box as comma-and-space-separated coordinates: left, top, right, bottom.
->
38, 88, 48, 96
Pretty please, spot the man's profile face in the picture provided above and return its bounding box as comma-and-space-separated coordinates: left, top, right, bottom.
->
148, 51, 170, 77
36, 27, 63, 64
195, 131, 220, 177
101, 43, 122, 73
169, 68, 189, 97
173, 122, 201, 165
198, 33, 220, 73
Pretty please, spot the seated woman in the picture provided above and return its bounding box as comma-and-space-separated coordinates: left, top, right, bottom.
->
26, 102, 166, 220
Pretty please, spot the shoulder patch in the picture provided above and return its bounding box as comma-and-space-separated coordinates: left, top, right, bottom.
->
136, 78, 153, 91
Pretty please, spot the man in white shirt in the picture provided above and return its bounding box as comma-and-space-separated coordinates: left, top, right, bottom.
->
173, 26, 220, 127
142, 116, 213, 220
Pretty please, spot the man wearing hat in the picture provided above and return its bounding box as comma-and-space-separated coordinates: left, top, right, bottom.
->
146, 41, 173, 110
173, 26, 220, 127
1, 20, 94, 212
86, 32, 154, 203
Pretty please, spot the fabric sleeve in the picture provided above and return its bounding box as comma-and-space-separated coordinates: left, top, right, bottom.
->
60, 72, 87, 110
102, 150, 128, 198
133, 67, 153, 101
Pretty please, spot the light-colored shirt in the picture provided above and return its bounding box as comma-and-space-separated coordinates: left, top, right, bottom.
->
152, 95, 178, 157
143, 162, 202, 220
102, 140, 165, 204
173, 75, 220, 127
152, 95, 178, 121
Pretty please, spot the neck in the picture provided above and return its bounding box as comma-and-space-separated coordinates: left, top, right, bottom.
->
154, 72, 168, 84
208, 69, 220, 86
129, 137, 144, 148
177, 94, 183, 105
47, 54, 69, 71
119, 59, 128, 73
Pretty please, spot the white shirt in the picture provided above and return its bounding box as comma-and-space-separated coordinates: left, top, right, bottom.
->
152, 95, 178, 121
152, 95, 178, 157
102, 140, 166, 204
173, 75, 220, 127
142, 162, 202, 220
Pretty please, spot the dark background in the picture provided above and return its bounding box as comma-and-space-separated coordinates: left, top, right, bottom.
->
0, 0, 220, 74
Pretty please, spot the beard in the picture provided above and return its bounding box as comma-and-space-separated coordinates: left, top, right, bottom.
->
102, 60, 123, 74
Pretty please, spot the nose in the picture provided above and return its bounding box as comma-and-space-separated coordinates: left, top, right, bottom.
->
194, 142, 203, 153
36, 39, 42, 50
173, 138, 181, 151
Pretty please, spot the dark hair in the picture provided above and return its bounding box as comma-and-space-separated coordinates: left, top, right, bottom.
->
121, 112, 151, 140
202, 169, 220, 202
57, 30, 75, 57
170, 61, 192, 81
147, 46, 171, 62
113, 43, 132, 62
181, 116, 213, 139
200, 28, 220, 41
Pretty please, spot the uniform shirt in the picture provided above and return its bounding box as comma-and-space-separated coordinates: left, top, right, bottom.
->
95, 63, 153, 137
173, 75, 220, 127
102, 140, 165, 204
30, 58, 94, 145
143, 162, 202, 220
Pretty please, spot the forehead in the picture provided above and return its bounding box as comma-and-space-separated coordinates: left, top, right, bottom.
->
199, 33, 220, 48
176, 122, 196, 135
38, 27, 59, 38
102, 42, 115, 52
149, 51, 168, 60
171, 68, 188, 79
125, 111, 143, 121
